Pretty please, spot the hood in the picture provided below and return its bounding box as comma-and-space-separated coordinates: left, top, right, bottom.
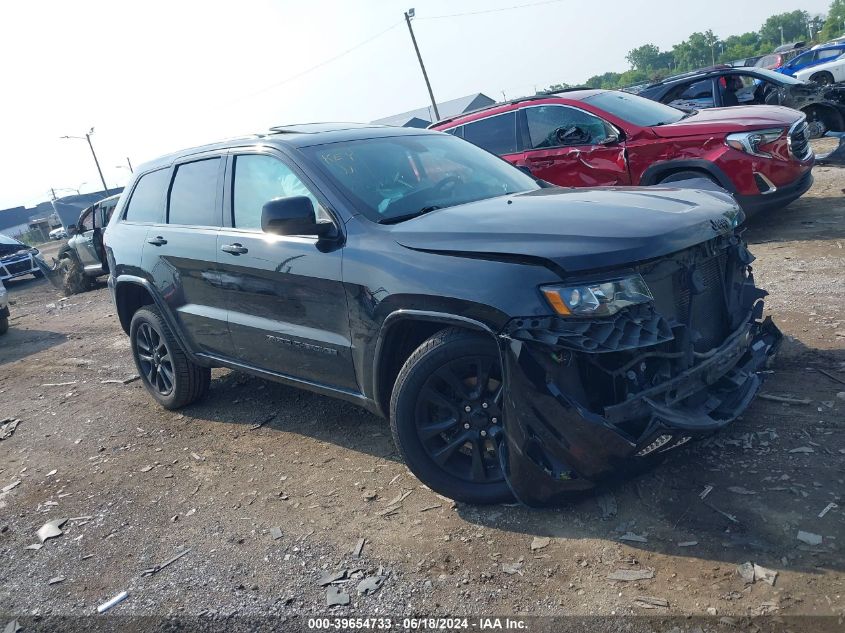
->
0, 235, 28, 259
391, 186, 742, 274
651, 105, 802, 138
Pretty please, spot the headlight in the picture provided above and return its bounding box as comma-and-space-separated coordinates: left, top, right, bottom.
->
541, 274, 653, 317
725, 128, 784, 158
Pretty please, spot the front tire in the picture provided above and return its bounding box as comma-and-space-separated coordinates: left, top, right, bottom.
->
129, 306, 210, 409
810, 71, 834, 86
390, 328, 513, 505
658, 170, 718, 186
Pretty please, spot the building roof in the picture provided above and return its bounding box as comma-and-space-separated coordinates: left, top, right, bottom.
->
0, 188, 123, 233
372, 93, 496, 128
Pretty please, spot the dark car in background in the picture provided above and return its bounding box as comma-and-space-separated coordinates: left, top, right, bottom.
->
430, 89, 813, 215
104, 123, 781, 507
0, 234, 44, 282
638, 66, 845, 136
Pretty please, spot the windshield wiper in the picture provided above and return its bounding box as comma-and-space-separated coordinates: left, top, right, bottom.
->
378, 205, 442, 225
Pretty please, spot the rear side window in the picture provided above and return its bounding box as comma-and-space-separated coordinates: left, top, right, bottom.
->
168, 158, 221, 226
124, 169, 169, 223
461, 112, 518, 155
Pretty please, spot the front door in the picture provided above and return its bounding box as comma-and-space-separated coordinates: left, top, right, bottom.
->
75, 206, 102, 270
217, 150, 356, 391
520, 105, 630, 187
140, 156, 234, 358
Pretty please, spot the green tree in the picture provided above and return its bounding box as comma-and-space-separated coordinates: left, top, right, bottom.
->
672, 31, 719, 71
820, 0, 845, 40
759, 10, 811, 46
626, 44, 661, 70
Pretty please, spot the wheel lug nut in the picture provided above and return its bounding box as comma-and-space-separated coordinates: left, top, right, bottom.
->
463, 423, 470, 429
480, 430, 487, 437
481, 402, 488, 409
464, 405, 471, 412
491, 418, 498, 424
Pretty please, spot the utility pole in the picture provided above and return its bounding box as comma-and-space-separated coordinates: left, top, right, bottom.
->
779, 26, 784, 46
126, 157, 134, 173
61, 127, 109, 192
404, 8, 440, 121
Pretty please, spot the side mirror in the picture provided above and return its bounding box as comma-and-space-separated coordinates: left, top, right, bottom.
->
66, 224, 78, 236
261, 196, 334, 237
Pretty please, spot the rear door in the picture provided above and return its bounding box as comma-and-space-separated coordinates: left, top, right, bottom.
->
458, 110, 525, 166
217, 148, 356, 391
521, 104, 629, 187
140, 154, 233, 358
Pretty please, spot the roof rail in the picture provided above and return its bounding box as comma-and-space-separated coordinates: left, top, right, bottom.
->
428, 87, 595, 128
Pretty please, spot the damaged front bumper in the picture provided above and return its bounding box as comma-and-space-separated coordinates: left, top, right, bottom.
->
497, 235, 783, 507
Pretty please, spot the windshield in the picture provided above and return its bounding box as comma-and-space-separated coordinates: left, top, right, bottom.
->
751, 67, 804, 85
301, 134, 539, 223
583, 91, 686, 126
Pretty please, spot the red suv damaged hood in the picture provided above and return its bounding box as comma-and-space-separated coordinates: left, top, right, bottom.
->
650, 105, 803, 138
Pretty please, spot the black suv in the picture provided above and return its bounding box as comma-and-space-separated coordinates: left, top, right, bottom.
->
637, 66, 845, 137
105, 123, 781, 506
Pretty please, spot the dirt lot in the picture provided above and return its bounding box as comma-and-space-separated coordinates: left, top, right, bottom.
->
1, 167, 843, 630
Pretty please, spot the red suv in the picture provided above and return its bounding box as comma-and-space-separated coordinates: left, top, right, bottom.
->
430, 89, 814, 215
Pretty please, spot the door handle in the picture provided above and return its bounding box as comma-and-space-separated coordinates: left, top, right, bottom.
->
527, 159, 555, 167
147, 236, 167, 246
221, 243, 248, 255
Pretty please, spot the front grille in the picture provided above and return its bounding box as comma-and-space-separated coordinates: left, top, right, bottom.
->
788, 120, 812, 161
642, 249, 729, 353
690, 254, 728, 351
3, 258, 32, 275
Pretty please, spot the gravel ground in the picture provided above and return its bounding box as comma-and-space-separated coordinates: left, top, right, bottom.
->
0, 166, 843, 631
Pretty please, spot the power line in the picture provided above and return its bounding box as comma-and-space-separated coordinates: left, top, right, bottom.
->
418, 0, 566, 20
236, 20, 403, 101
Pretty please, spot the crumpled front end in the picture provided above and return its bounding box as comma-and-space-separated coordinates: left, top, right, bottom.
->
498, 232, 782, 507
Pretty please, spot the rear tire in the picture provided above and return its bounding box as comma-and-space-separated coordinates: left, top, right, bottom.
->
0, 316, 8, 335
390, 328, 513, 505
129, 306, 210, 409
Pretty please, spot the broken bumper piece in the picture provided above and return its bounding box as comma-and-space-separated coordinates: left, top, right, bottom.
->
498, 314, 782, 507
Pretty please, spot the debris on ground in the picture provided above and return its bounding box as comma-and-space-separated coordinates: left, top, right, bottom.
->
737, 562, 755, 584
269, 527, 283, 541
797, 530, 823, 545
633, 596, 669, 608
619, 532, 648, 543
361, 491, 377, 501
596, 492, 617, 519
140, 548, 191, 577
319, 570, 347, 586
326, 586, 350, 606
530, 536, 550, 551
727, 486, 757, 495
789, 447, 815, 454
352, 538, 366, 558
357, 575, 385, 596
753, 564, 778, 586
0, 418, 20, 441
677, 541, 698, 547
419, 504, 441, 512
699, 485, 714, 500
608, 569, 654, 581
100, 375, 140, 385
3, 619, 22, 633
1, 480, 21, 493
702, 500, 739, 524
818, 502, 837, 518
37, 518, 67, 543
501, 560, 524, 575
96, 591, 129, 613
249, 413, 276, 431
384, 490, 413, 507
47, 576, 65, 585
758, 394, 811, 404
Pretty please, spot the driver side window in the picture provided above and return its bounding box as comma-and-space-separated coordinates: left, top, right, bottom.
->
525, 105, 611, 149
232, 154, 329, 231
79, 208, 95, 231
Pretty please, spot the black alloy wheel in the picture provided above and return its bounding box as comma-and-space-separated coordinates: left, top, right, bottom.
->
135, 321, 175, 396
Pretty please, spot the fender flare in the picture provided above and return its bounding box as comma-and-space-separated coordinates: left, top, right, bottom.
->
371, 309, 503, 418
639, 159, 736, 193
112, 275, 205, 365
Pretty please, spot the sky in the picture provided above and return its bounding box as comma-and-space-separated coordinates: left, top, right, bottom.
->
0, 0, 832, 209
